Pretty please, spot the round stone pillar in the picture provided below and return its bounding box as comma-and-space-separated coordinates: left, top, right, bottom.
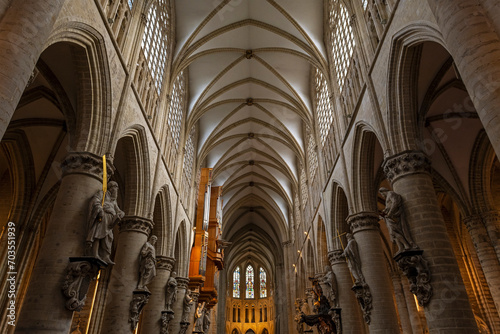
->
464, 215, 500, 314
16, 152, 111, 333
100, 216, 153, 334
383, 150, 478, 333
425, 0, 500, 157
139, 256, 175, 334
169, 277, 190, 334
401, 274, 425, 334
391, 272, 412, 334
347, 213, 400, 334
328, 250, 365, 334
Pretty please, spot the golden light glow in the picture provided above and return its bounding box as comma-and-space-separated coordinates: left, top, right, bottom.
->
85, 271, 101, 334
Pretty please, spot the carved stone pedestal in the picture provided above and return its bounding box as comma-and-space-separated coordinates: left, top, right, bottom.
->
129, 290, 151, 331
351, 283, 372, 324
62, 257, 107, 312
179, 321, 190, 334
160, 309, 175, 334
329, 307, 342, 334
394, 249, 432, 306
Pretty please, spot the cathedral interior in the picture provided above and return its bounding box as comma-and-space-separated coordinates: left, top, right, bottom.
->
1, 0, 500, 333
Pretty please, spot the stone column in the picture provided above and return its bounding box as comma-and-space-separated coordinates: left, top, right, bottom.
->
100, 216, 153, 334
0, 0, 66, 140
169, 276, 190, 334
464, 215, 500, 312
481, 211, 500, 262
401, 275, 425, 334
347, 213, 400, 334
328, 250, 365, 334
391, 272, 412, 334
185, 291, 200, 334
425, 0, 500, 157
16, 152, 110, 333
383, 150, 478, 333
139, 256, 175, 334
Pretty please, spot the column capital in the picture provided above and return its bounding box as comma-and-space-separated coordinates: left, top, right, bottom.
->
347, 212, 379, 233
61, 151, 115, 181
157, 256, 176, 271
119, 216, 153, 236
328, 250, 345, 265
383, 150, 431, 183
462, 215, 484, 232
176, 276, 190, 290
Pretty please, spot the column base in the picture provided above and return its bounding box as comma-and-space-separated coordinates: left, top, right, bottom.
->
61, 257, 107, 312
394, 249, 432, 306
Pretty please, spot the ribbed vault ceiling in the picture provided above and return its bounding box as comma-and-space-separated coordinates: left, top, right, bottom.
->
174, 0, 326, 269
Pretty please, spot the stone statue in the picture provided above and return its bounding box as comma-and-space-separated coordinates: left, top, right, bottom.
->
342, 233, 364, 284
321, 265, 338, 307
379, 187, 415, 253
137, 235, 157, 291
181, 289, 194, 323
86, 181, 124, 264
165, 272, 178, 311
294, 298, 304, 334
203, 308, 211, 333
194, 302, 205, 332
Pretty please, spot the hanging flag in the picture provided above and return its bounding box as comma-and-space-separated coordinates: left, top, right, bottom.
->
102, 155, 107, 206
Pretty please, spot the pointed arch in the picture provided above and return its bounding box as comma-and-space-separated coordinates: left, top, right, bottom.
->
151, 185, 173, 256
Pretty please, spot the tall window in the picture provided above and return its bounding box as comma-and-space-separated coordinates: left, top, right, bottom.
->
128, 0, 134, 8
166, 72, 186, 169
246, 265, 254, 298
141, 0, 170, 92
260, 267, 267, 298
182, 126, 196, 203
233, 267, 240, 298
315, 69, 334, 145
329, 0, 355, 91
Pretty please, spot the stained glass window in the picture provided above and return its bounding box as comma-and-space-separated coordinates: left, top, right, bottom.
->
260, 267, 267, 298
233, 267, 240, 298
246, 265, 254, 298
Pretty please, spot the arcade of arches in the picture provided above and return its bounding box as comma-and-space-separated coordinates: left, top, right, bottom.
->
1, 1, 500, 333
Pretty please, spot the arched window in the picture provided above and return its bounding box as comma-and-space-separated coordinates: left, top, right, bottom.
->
315, 69, 334, 146
259, 267, 267, 298
166, 71, 186, 169
246, 265, 254, 298
233, 267, 240, 298
329, 0, 355, 91
141, 0, 170, 92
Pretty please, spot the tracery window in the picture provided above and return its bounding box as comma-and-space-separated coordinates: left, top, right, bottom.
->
246, 265, 255, 299
315, 69, 334, 146
166, 71, 186, 169
141, 0, 169, 92
260, 267, 267, 298
128, 0, 134, 8
329, 0, 355, 91
181, 126, 196, 204
233, 267, 240, 298
361, 0, 368, 10
306, 125, 318, 181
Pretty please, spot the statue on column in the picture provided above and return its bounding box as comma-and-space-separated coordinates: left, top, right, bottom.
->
137, 235, 157, 291
341, 233, 364, 284
320, 265, 338, 307
194, 302, 205, 332
165, 272, 178, 311
203, 308, 211, 333
86, 181, 124, 265
181, 289, 194, 323
379, 187, 415, 253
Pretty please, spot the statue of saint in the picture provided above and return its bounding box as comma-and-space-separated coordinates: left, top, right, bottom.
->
86, 181, 124, 264
321, 265, 338, 307
137, 235, 157, 291
342, 233, 364, 284
165, 272, 178, 311
379, 187, 415, 253
181, 289, 194, 323
203, 308, 211, 333
194, 302, 205, 332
